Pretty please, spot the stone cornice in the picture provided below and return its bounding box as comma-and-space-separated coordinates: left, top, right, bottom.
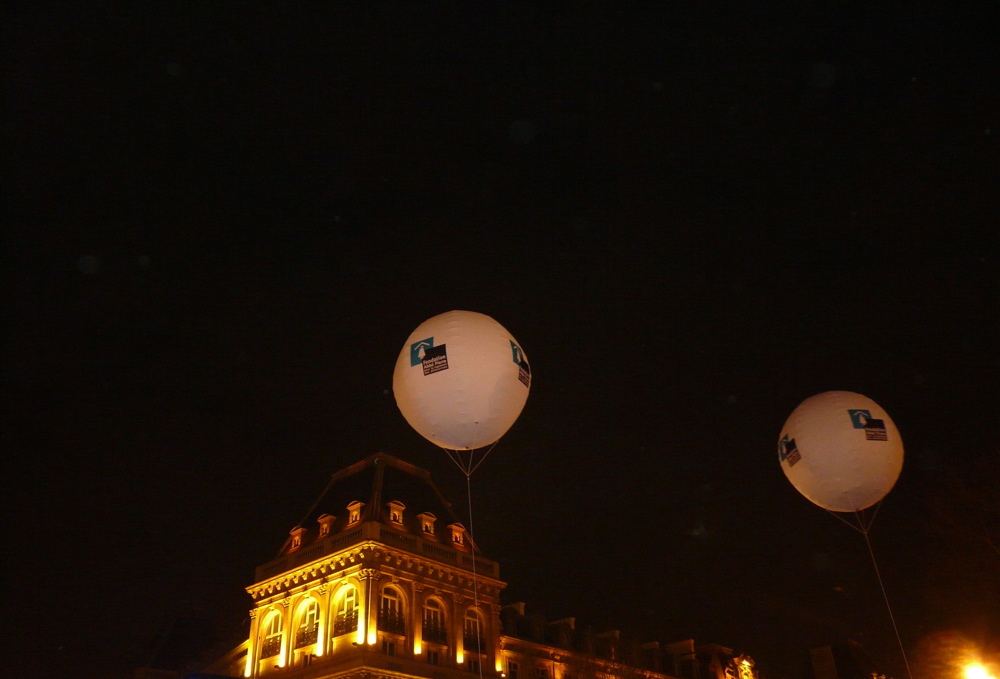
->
247, 541, 505, 604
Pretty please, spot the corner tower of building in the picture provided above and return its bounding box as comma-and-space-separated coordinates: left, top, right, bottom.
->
232, 452, 505, 679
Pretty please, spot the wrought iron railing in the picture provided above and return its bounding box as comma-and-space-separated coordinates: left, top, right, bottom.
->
379, 608, 406, 635
260, 636, 282, 658
333, 610, 359, 636
423, 619, 448, 645
463, 634, 486, 653
296, 623, 319, 647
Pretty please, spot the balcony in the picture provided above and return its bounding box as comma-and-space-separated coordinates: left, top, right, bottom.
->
296, 623, 319, 648
334, 610, 359, 637
463, 634, 486, 654
260, 636, 282, 659
423, 620, 448, 646
379, 609, 406, 636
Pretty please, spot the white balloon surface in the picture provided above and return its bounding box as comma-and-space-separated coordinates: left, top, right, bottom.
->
778, 391, 903, 512
393, 311, 531, 450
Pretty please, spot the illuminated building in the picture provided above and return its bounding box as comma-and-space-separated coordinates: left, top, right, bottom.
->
203, 453, 758, 679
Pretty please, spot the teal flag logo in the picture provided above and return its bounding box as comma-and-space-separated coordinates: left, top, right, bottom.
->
410, 337, 434, 366
848, 409, 872, 428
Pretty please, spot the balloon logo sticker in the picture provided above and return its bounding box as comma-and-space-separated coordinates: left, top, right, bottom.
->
409, 337, 450, 376
847, 409, 888, 440
510, 340, 530, 387
778, 434, 801, 466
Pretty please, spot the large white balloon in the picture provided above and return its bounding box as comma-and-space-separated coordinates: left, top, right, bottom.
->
778, 391, 903, 512
393, 311, 531, 450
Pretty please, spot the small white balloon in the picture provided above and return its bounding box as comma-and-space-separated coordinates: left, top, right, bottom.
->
778, 391, 903, 512
393, 311, 531, 450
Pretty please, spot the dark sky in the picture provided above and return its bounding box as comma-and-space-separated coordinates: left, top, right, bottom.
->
3, 3, 998, 679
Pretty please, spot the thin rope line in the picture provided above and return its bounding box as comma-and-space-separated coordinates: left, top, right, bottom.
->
465, 471, 485, 679
826, 508, 864, 533
469, 440, 500, 476
863, 530, 913, 679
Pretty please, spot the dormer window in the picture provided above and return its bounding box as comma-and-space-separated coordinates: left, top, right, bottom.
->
317, 514, 336, 537
289, 526, 307, 552
418, 512, 437, 536
347, 501, 365, 524
449, 523, 467, 547
388, 500, 406, 525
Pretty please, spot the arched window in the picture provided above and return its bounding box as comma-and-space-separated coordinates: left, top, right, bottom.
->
463, 608, 485, 654
261, 613, 283, 658
379, 586, 405, 635
422, 599, 447, 646
333, 586, 359, 636
296, 600, 319, 648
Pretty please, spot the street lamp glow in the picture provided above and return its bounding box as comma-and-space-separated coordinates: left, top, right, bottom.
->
965, 663, 996, 679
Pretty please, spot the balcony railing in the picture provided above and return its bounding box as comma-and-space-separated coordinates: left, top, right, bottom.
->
379, 609, 406, 635
333, 610, 359, 636
260, 636, 282, 659
463, 634, 486, 653
296, 623, 319, 648
423, 620, 448, 645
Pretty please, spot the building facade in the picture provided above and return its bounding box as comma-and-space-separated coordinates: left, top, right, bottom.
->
203, 453, 758, 679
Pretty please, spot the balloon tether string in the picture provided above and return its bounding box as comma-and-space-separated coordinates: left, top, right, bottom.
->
827, 500, 912, 679
863, 530, 913, 679
444, 428, 494, 679
465, 470, 485, 679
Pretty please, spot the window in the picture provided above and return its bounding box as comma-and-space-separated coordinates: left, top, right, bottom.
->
423, 599, 447, 645
383, 639, 396, 656
333, 586, 359, 636
388, 500, 405, 524
288, 526, 308, 552
537, 668, 549, 679
418, 512, 437, 535
296, 600, 319, 647
428, 650, 440, 665
464, 609, 485, 653
347, 501, 365, 524
380, 586, 405, 635
318, 514, 335, 537
468, 658, 481, 674
261, 613, 283, 658
509, 661, 519, 679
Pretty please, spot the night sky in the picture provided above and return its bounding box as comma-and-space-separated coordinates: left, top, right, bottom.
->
3, 3, 998, 679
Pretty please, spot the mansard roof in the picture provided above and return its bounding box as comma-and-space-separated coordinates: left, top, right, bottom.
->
275, 451, 467, 556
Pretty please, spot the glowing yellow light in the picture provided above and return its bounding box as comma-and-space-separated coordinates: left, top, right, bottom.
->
356, 624, 365, 645
458, 654, 465, 664
414, 641, 422, 654
367, 629, 377, 645
965, 664, 996, 679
